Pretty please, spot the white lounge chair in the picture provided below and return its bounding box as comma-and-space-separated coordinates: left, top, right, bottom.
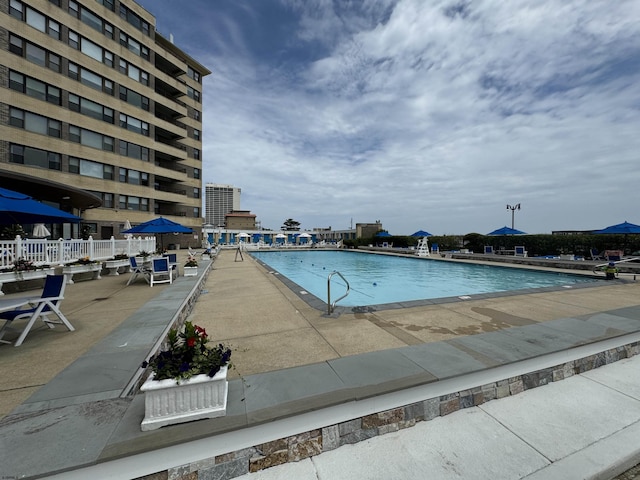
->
0, 274, 74, 347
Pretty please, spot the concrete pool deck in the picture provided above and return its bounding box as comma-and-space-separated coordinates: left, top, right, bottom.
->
0, 249, 639, 478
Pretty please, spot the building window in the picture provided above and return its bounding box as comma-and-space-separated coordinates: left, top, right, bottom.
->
10, 108, 62, 138
69, 125, 114, 151
193, 109, 201, 120
9, 71, 61, 105
193, 168, 200, 179
194, 207, 200, 218
119, 195, 148, 211
68, 63, 114, 95
68, 31, 79, 49
187, 86, 201, 102
119, 4, 150, 36
10, 144, 61, 170
68, 94, 114, 123
119, 113, 149, 136
193, 148, 200, 160
119, 32, 150, 61
10, 1, 61, 40
187, 66, 201, 83
193, 187, 200, 199
95, 0, 114, 12
70, 157, 114, 180
119, 141, 149, 161
193, 129, 200, 140
102, 193, 114, 208
119, 86, 149, 111
9, 34, 60, 72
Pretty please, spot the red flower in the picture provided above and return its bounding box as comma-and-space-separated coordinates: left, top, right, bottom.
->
196, 326, 208, 337
186, 337, 196, 347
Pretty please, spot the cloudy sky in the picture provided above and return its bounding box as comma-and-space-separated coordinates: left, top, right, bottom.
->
136, 0, 640, 235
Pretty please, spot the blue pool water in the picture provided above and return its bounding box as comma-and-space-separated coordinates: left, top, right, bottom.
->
250, 250, 599, 307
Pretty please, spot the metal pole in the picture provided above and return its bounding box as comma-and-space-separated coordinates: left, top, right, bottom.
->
506, 203, 521, 230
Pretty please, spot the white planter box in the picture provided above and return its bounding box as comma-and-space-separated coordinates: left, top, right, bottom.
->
103, 259, 131, 276
0, 268, 56, 295
184, 266, 198, 276
140, 366, 228, 431
61, 263, 102, 284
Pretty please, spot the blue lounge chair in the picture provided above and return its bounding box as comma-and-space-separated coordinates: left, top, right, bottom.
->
514, 246, 528, 257
484, 246, 494, 254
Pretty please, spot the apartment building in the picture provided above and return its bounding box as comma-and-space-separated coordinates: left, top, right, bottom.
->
0, 0, 210, 243
204, 183, 240, 228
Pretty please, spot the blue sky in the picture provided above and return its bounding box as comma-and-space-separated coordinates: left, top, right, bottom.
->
136, 0, 640, 235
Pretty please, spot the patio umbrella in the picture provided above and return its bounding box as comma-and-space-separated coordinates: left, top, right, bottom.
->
487, 226, 527, 235
0, 187, 81, 224
594, 221, 640, 235
411, 230, 432, 237
376, 231, 392, 237
32, 224, 51, 238
122, 217, 193, 251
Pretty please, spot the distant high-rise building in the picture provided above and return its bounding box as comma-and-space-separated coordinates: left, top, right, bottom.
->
1, 0, 210, 242
205, 184, 240, 227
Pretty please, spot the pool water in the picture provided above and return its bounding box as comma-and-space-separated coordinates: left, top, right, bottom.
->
250, 250, 599, 307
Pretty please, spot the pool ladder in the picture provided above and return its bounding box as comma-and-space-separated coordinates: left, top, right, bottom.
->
327, 271, 350, 314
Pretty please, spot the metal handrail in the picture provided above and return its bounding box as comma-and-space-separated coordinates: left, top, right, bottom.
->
327, 271, 350, 315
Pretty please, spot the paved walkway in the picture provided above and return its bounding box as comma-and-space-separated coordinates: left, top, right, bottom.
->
0, 250, 639, 479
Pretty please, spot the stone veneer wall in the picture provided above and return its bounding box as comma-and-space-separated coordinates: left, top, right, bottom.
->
134, 342, 640, 480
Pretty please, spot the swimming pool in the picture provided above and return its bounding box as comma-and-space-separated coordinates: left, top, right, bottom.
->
250, 250, 600, 307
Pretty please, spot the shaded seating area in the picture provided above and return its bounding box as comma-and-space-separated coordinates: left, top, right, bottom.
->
0, 274, 74, 347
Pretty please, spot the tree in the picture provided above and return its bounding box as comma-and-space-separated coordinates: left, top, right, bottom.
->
281, 218, 300, 231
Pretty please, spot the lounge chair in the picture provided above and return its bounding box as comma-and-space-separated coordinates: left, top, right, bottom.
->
514, 246, 528, 257
484, 246, 495, 254
0, 274, 74, 347
431, 243, 439, 254
163, 253, 179, 278
589, 249, 604, 261
149, 257, 172, 287
126, 256, 150, 286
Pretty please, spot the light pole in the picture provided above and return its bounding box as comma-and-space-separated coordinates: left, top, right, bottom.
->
506, 203, 520, 230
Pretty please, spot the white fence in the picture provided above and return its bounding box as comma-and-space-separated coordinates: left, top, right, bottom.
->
0, 236, 157, 269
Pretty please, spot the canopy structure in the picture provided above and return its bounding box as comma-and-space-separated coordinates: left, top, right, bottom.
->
594, 221, 640, 235
376, 231, 392, 237
411, 230, 432, 237
0, 187, 81, 225
487, 226, 527, 236
123, 217, 193, 250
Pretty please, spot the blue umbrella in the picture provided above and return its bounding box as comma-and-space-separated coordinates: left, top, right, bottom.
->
594, 221, 640, 235
123, 217, 193, 250
376, 231, 392, 237
0, 187, 81, 225
487, 226, 527, 235
411, 230, 432, 237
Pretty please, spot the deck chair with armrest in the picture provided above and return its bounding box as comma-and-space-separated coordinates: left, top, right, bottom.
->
0, 274, 74, 347
484, 246, 495, 254
126, 256, 151, 286
163, 253, 179, 279
149, 257, 172, 287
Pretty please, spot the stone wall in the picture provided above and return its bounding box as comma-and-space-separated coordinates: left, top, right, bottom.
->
135, 342, 640, 480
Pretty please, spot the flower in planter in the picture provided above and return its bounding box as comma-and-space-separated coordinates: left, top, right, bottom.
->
70, 256, 97, 265
184, 255, 198, 268
138, 250, 151, 258
142, 321, 231, 382
12, 258, 37, 272
112, 253, 129, 260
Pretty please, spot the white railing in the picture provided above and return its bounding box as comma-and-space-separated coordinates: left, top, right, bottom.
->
0, 236, 156, 269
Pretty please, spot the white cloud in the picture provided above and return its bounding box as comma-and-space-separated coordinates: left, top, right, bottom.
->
143, 0, 640, 234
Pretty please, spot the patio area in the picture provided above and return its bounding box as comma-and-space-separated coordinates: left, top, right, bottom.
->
0, 250, 639, 478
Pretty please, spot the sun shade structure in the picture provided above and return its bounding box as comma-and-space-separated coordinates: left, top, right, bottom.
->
122, 217, 193, 251
487, 226, 527, 235
594, 221, 640, 235
0, 187, 81, 225
411, 230, 432, 237
375, 231, 392, 237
